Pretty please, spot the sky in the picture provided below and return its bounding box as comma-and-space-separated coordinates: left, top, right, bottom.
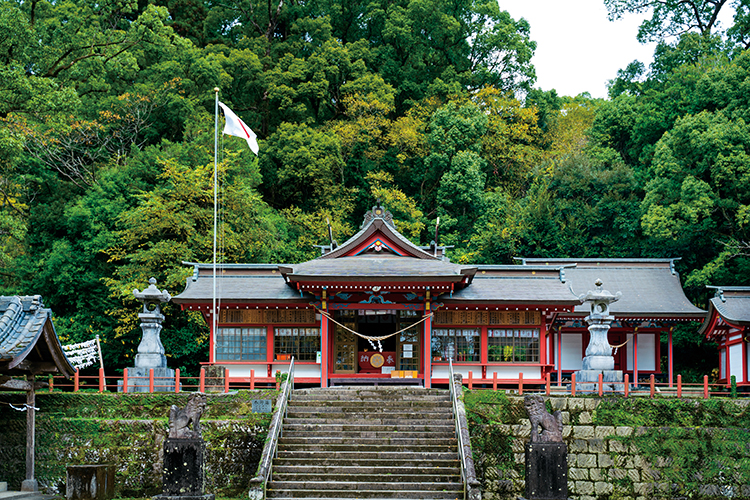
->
500, 0, 658, 99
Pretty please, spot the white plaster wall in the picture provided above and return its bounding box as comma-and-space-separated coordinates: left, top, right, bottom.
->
560, 334, 583, 371
223, 365, 264, 378
274, 363, 321, 378
626, 333, 656, 371
223, 364, 321, 379
729, 344, 743, 382
485, 366, 542, 379
720, 349, 726, 379
431, 365, 481, 380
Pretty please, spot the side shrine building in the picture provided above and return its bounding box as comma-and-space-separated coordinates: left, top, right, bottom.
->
172, 205, 705, 388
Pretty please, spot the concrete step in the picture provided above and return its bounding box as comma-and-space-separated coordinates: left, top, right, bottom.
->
283, 417, 451, 426
276, 450, 458, 460
272, 472, 461, 483
273, 458, 461, 468
285, 412, 451, 421
272, 464, 461, 475
282, 423, 455, 434
278, 436, 456, 446
294, 387, 447, 397
287, 404, 451, 412
278, 443, 456, 453
289, 396, 450, 408
265, 488, 462, 499
282, 429, 455, 439
268, 481, 463, 492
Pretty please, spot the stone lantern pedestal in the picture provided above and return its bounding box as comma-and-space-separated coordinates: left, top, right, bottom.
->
118, 278, 175, 392
573, 279, 623, 393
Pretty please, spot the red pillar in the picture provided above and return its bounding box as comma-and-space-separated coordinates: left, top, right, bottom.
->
557, 327, 563, 387
668, 327, 674, 388
633, 328, 639, 387
320, 302, 329, 388
423, 290, 432, 389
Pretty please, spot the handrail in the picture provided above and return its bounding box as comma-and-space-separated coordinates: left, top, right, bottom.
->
449, 359, 481, 500
249, 357, 295, 500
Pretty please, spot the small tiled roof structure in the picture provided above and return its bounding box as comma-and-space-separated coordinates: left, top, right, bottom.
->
444, 265, 579, 306
280, 256, 475, 282
0, 295, 75, 385
517, 258, 705, 319
698, 286, 750, 338
176, 263, 308, 305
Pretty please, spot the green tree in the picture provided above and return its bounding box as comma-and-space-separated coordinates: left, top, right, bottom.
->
641, 110, 750, 290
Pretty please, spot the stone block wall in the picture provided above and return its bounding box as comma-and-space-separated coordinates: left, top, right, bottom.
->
0, 391, 273, 497
476, 396, 750, 500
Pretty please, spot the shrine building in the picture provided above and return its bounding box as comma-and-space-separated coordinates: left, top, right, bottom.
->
699, 286, 750, 386
172, 205, 705, 388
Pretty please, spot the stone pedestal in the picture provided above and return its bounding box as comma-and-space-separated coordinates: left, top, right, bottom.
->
153, 439, 214, 500
573, 285, 624, 394
118, 367, 175, 393
66, 465, 115, 500
524, 442, 568, 500
120, 278, 175, 393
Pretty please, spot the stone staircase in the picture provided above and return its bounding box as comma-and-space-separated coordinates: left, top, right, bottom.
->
266, 386, 463, 500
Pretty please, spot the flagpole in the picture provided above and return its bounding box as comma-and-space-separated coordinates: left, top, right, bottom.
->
213, 88, 219, 345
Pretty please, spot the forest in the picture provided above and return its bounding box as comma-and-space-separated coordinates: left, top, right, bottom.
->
1, 0, 749, 379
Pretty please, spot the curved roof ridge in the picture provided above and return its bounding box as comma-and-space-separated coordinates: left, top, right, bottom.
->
0, 296, 24, 355
320, 205, 437, 260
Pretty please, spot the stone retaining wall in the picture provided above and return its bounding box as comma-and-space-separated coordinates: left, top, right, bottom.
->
478, 397, 750, 500
0, 391, 272, 497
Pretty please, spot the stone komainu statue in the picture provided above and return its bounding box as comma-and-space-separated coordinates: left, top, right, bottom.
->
168, 393, 207, 439
524, 395, 563, 443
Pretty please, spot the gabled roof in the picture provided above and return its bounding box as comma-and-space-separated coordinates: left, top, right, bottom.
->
321, 205, 440, 260
280, 255, 475, 282
518, 258, 705, 318
699, 287, 750, 337
280, 205, 477, 287
0, 296, 75, 381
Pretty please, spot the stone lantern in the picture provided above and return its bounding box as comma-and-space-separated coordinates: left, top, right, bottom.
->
574, 279, 623, 393
119, 278, 175, 392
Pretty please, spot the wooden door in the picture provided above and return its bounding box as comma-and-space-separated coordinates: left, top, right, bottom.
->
397, 327, 420, 372
333, 325, 357, 374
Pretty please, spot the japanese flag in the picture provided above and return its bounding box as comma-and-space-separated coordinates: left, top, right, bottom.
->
218, 102, 259, 155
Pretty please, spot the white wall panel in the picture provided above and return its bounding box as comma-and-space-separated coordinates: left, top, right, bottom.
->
729, 344, 743, 381
626, 333, 656, 371
561, 334, 583, 371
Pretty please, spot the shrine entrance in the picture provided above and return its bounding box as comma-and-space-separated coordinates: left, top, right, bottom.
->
332, 310, 422, 376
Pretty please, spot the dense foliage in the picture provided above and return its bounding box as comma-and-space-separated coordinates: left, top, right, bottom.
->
1, 0, 748, 377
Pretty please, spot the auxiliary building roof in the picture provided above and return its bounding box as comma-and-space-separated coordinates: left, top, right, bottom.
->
442, 266, 579, 306
519, 258, 705, 318
173, 263, 307, 304
0, 295, 75, 378
704, 287, 750, 329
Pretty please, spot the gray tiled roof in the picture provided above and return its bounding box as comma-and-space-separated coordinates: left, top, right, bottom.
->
0, 296, 75, 377
709, 288, 750, 325
286, 256, 473, 279
444, 276, 579, 304
174, 273, 306, 302
564, 267, 703, 316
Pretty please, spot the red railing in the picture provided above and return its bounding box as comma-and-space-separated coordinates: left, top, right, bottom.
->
452, 371, 746, 398
46, 367, 281, 394
43, 369, 745, 398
